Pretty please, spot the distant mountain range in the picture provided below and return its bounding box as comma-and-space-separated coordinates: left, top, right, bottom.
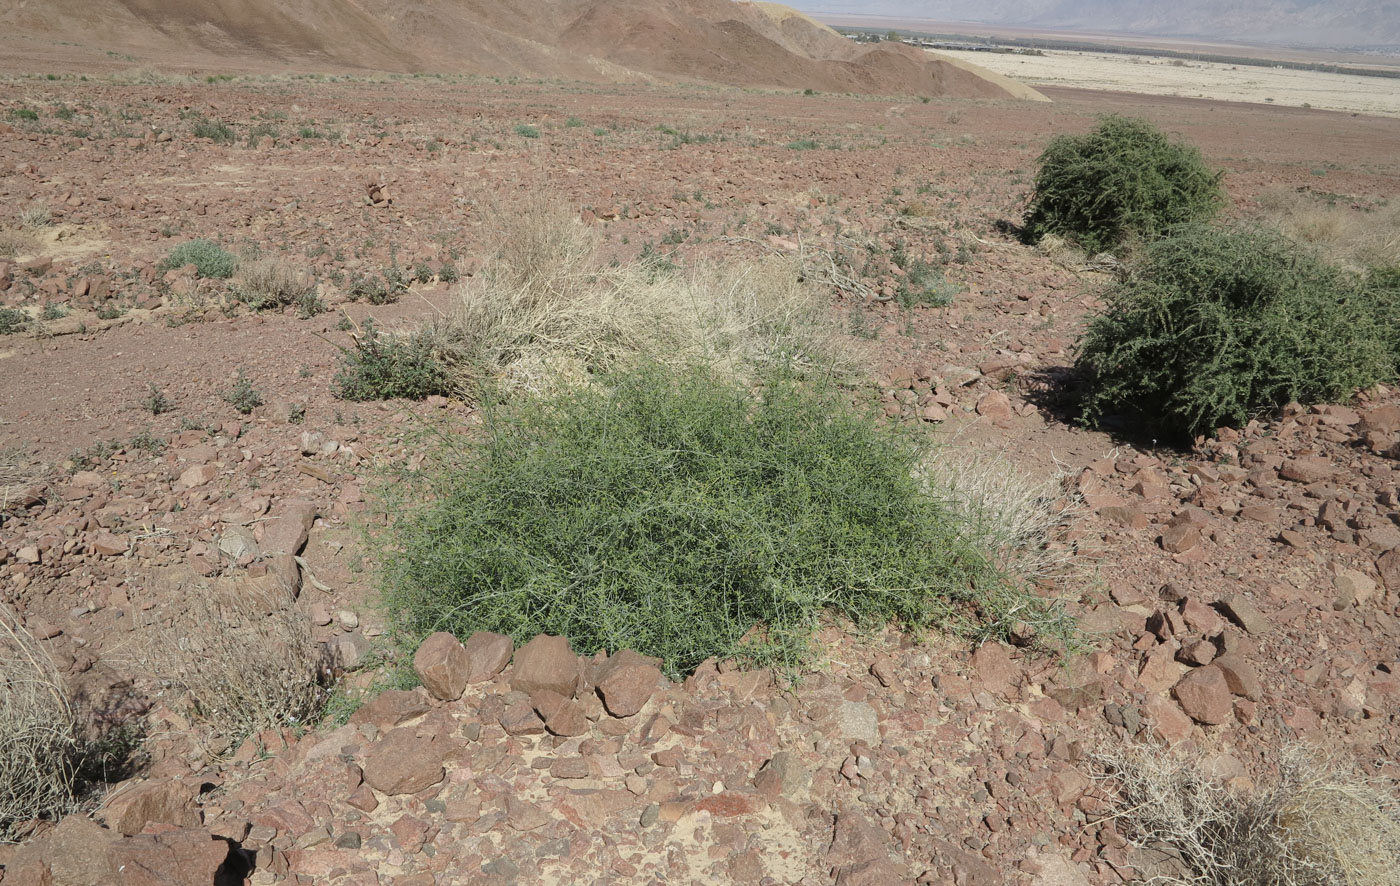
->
796, 1, 1400, 49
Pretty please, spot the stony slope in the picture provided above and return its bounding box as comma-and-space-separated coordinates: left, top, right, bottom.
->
0, 0, 1044, 100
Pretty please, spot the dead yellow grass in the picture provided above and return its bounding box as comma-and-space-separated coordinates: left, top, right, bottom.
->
1253, 188, 1400, 271
0, 605, 77, 842
435, 192, 856, 396
1098, 744, 1400, 886
137, 571, 323, 748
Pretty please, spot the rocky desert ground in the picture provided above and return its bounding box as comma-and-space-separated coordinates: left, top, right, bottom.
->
1, 27, 1400, 886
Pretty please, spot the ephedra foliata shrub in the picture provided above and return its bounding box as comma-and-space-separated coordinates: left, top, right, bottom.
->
1023, 115, 1225, 254
1075, 224, 1394, 441
376, 363, 1062, 677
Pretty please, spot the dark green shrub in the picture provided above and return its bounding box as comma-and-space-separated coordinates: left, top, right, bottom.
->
376, 363, 1028, 676
1023, 115, 1225, 254
1076, 225, 1393, 440
8, 108, 39, 122
0, 307, 28, 335
160, 240, 236, 279
191, 120, 234, 144
333, 320, 451, 401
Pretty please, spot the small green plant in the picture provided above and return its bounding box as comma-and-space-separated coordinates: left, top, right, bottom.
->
40, 302, 68, 321
413, 261, 434, 284
333, 320, 451, 401
295, 289, 326, 319
803, 88, 817, 96
514, 124, 540, 139
438, 263, 459, 284
160, 240, 237, 279
786, 138, 820, 151
565, 116, 583, 128
140, 384, 173, 415
1022, 115, 1225, 254
8, 108, 39, 122
0, 307, 28, 335
1076, 224, 1393, 440
95, 303, 125, 321
191, 120, 234, 144
377, 363, 1051, 677
222, 370, 264, 415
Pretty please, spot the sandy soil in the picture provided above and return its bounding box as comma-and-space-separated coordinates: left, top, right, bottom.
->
934, 48, 1400, 117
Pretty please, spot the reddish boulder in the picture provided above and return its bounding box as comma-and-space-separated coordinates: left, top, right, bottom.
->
593, 649, 663, 718
101, 778, 199, 836
413, 632, 470, 701
1173, 665, 1233, 725
509, 634, 580, 698
462, 631, 514, 682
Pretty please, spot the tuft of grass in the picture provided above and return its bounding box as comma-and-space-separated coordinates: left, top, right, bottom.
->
222, 369, 264, 415
1099, 745, 1400, 886
375, 362, 1060, 677
18, 205, 51, 232
333, 319, 452, 402
159, 239, 237, 279
8, 108, 39, 122
419, 193, 853, 400
142, 383, 174, 415
1023, 115, 1225, 254
232, 258, 316, 310
514, 123, 540, 138
1, 605, 78, 842
786, 138, 820, 150
137, 572, 323, 746
1253, 188, 1400, 272
1075, 224, 1393, 440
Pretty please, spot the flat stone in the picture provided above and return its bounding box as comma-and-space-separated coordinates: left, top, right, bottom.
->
833, 701, 880, 747
101, 778, 199, 836
1279, 456, 1335, 484
1215, 594, 1271, 635
1159, 524, 1200, 554
971, 642, 1020, 696
362, 727, 444, 795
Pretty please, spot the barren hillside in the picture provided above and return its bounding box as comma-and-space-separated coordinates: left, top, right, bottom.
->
0, 0, 1045, 100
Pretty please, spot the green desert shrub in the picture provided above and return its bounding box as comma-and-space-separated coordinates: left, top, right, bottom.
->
160, 239, 237, 279
333, 319, 452, 401
1023, 115, 1225, 254
376, 362, 1053, 676
1076, 224, 1393, 440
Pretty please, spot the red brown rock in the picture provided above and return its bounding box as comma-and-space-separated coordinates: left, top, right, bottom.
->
413, 632, 471, 701
100, 778, 199, 836
593, 649, 663, 718
462, 630, 514, 682
1172, 665, 1233, 725
509, 634, 580, 698
361, 728, 444, 795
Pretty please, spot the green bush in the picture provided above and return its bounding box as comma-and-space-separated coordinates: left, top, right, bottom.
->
160, 240, 236, 279
0, 308, 29, 335
514, 124, 540, 139
1076, 224, 1393, 440
191, 120, 234, 144
1023, 115, 1225, 254
222, 369, 264, 414
333, 319, 451, 401
377, 363, 1032, 676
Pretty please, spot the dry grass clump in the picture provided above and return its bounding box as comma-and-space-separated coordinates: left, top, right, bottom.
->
434, 194, 853, 397
0, 605, 78, 842
1253, 188, 1400, 271
232, 257, 316, 310
1099, 744, 1400, 886
923, 449, 1080, 588
138, 572, 324, 746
